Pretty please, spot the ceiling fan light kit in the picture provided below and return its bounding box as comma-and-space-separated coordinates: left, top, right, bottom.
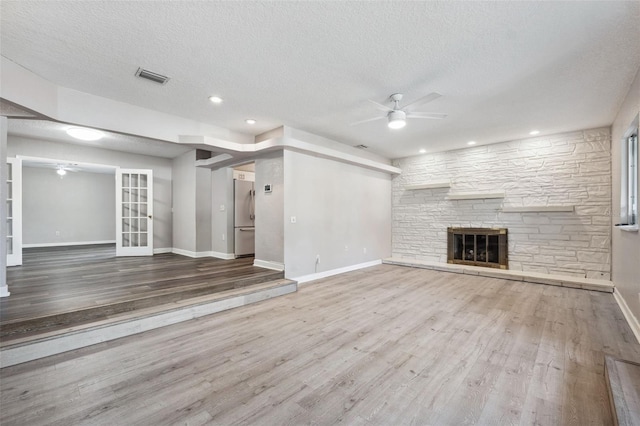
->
352, 92, 446, 129
388, 110, 407, 129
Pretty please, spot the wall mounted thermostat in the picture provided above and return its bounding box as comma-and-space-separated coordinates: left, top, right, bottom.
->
264, 184, 272, 193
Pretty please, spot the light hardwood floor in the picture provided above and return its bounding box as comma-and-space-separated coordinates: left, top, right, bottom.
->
1, 264, 639, 425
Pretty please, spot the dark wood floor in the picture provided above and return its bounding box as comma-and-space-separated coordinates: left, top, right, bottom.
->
1, 264, 639, 425
1, 245, 279, 326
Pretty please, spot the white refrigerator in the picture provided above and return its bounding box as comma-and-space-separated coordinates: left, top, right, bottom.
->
234, 179, 255, 257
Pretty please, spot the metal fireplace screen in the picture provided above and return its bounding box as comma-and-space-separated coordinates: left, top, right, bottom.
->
447, 227, 508, 269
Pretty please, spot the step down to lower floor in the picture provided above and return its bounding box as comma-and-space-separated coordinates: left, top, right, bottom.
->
605, 355, 640, 426
0, 279, 297, 368
0, 270, 284, 340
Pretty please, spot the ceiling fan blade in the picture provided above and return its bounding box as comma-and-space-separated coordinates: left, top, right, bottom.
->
350, 116, 386, 126
406, 112, 448, 120
403, 92, 442, 110
367, 99, 393, 112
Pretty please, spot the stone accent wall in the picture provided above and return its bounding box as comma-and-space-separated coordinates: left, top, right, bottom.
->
392, 128, 611, 279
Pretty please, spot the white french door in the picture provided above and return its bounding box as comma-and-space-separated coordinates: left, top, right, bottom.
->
116, 169, 153, 256
6, 157, 22, 266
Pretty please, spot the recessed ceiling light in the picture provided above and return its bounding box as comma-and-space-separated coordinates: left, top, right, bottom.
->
419, 149, 426, 154
529, 130, 540, 135
208, 96, 223, 104
56, 168, 66, 176
245, 119, 256, 125
66, 127, 104, 141
467, 141, 476, 145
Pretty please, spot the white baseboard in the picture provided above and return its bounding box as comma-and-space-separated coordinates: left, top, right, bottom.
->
153, 247, 172, 254
210, 251, 235, 260
23, 240, 116, 248
171, 248, 235, 260
171, 248, 212, 258
613, 289, 640, 345
292, 259, 382, 284
171, 248, 197, 258
0, 285, 10, 298
254, 259, 285, 271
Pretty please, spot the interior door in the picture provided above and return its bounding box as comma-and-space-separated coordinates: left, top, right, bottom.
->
116, 169, 153, 256
6, 157, 22, 266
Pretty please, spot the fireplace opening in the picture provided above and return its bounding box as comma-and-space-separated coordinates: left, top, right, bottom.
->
447, 227, 508, 269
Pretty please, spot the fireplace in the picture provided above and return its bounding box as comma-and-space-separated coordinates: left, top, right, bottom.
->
447, 227, 508, 269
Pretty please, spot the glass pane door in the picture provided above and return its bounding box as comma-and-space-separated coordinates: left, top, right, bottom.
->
116, 169, 153, 256
6, 158, 22, 266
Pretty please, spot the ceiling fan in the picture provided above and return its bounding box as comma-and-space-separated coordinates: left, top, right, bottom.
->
351, 92, 447, 129
53, 163, 81, 176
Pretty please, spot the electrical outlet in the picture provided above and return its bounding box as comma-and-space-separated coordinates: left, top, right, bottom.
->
222, 234, 225, 241
363, 247, 367, 254
219, 204, 225, 211
55, 230, 60, 236
290, 216, 297, 224
344, 245, 349, 251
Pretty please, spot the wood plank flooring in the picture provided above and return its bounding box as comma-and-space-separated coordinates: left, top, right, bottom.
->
605, 355, 640, 425
2, 264, 640, 425
1, 245, 280, 326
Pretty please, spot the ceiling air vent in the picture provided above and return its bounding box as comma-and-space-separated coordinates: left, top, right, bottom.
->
354, 144, 368, 149
135, 67, 170, 85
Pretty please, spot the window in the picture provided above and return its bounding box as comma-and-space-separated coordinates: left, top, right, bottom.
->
621, 115, 639, 227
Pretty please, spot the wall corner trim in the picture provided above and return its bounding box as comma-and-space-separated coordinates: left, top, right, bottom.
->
254, 259, 285, 271
613, 289, 640, 345
291, 259, 382, 284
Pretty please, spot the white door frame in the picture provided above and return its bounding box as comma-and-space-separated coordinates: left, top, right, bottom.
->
116, 168, 154, 256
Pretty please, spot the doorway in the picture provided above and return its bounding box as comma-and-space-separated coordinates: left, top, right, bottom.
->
233, 163, 255, 258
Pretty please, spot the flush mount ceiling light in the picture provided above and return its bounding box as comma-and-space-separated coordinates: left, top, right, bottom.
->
387, 110, 406, 129
208, 96, 223, 104
56, 167, 66, 176
66, 127, 104, 141
467, 141, 477, 145
245, 119, 256, 125
529, 130, 540, 135
419, 149, 427, 154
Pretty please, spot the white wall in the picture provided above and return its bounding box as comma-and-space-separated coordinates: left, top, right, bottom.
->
392, 128, 612, 279
284, 151, 392, 279
22, 167, 115, 245
611, 67, 640, 322
196, 166, 212, 253
8, 136, 173, 250
173, 150, 214, 255
211, 168, 234, 256
172, 150, 197, 253
255, 152, 284, 266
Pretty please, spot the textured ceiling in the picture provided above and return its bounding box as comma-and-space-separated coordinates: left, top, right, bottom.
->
8, 119, 191, 159
1, 1, 639, 159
